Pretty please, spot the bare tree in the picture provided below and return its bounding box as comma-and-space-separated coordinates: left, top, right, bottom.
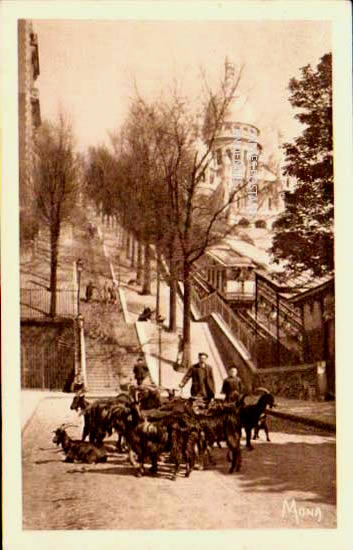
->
34, 114, 79, 317
132, 68, 248, 366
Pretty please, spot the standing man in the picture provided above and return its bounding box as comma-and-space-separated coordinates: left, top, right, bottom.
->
179, 352, 215, 401
133, 356, 149, 386
221, 367, 243, 401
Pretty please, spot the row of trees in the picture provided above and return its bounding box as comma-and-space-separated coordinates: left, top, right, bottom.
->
85, 73, 246, 366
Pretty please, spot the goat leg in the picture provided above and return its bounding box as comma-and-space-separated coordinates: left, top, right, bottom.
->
82, 425, 89, 441
264, 424, 271, 442
129, 448, 138, 468
150, 455, 158, 477
245, 428, 254, 450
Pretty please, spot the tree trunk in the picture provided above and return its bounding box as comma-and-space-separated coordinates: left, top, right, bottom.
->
49, 223, 60, 318
156, 248, 161, 318
136, 240, 143, 284
168, 238, 177, 332
141, 240, 151, 295
169, 275, 177, 332
182, 260, 192, 368
130, 235, 135, 268
126, 232, 131, 258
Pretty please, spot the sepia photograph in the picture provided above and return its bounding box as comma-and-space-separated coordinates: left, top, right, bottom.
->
2, 0, 353, 546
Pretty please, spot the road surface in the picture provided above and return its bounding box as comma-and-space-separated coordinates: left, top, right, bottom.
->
22, 397, 336, 529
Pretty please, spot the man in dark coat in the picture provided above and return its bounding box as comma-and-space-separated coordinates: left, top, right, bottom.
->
221, 367, 243, 401
179, 352, 215, 400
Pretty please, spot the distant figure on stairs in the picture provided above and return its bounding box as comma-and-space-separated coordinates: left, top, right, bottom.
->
101, 281, 109, 305
109, 282, 118, 305
138, 306, 154, 321
86, 281, 96, 303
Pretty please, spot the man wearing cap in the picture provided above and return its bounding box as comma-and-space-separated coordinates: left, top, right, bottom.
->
221, 367, 243, 401
133, 357, 149, 386
179, 352, 215, 400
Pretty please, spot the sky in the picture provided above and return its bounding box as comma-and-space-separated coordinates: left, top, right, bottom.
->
33, 19, 331, 154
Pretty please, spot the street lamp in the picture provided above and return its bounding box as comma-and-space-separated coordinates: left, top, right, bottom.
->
77, 312, 84, 330
76, 258, 84, 315
74, 313, 85, 391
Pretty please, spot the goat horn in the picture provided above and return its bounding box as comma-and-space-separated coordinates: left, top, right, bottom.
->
255, 387, 270, 394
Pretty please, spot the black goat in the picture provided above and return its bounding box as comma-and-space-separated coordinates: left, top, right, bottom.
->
240, 387, 275, 450
113, 400, 199, 480
117, 402, 169, 477
136, 386, 162, 410
196, 397, 245, 473
52, 424, 107, 464
70, 391, 131, 449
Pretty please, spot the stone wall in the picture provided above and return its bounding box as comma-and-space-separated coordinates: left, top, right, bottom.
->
254, 364, 318, 400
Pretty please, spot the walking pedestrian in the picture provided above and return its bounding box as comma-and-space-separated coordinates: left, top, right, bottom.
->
85, 281, 95, 303
101, 281, 109, 305
110, 281, 118, 305
133, 357, 149, 386
179, 352, 215, 402
221, 367, 243, 401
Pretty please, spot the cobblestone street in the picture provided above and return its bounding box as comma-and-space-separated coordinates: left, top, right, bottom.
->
22, 397, 336, 530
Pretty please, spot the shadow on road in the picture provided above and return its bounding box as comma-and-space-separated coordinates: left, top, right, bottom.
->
208, 438, 336, 506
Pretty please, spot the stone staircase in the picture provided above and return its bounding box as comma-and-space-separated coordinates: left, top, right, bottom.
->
80, 301, 143, 394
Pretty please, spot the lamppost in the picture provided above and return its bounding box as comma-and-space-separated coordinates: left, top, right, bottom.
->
76, 313, 84, 389
157, 315, 165, 388
76, 258, 84, 315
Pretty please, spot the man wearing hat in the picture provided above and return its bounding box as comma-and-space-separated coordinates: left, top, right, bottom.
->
179, 352, 215, 400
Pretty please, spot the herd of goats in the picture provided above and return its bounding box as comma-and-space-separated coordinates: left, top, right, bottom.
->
52, 386, 275, 480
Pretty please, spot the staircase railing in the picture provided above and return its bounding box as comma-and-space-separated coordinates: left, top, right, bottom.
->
192, 287, 257, 353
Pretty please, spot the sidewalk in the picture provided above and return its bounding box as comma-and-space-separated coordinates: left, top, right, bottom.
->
21, 390, 71, 432
268, 397, 336, 432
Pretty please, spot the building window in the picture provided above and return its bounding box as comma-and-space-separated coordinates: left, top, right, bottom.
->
268, 198, 272, 210
244, 150, 247, 164
216, 149, 222, 166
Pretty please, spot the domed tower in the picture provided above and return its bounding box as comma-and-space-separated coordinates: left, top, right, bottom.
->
211, 58, 261, 222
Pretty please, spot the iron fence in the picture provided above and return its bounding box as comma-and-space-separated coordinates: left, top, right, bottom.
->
20, 288, 76, 318
21, 337, 75, 390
